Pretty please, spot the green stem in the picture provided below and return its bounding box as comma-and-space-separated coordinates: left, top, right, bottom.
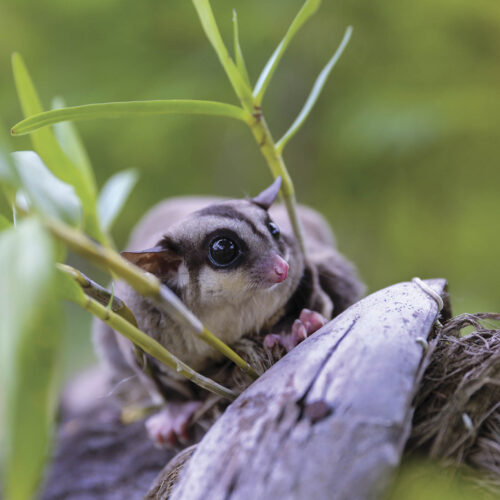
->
191, 0, 306, 254
248, 112, 306, 254
58, 263, 177, 401
74, 291, 238, 401
45, 217, 259, 379
57, 263, 138, 325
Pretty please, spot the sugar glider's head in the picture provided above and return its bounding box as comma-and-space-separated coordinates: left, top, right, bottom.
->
121, 177, 303, 311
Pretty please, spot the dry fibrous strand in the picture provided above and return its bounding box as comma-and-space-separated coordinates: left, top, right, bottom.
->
409, 312, 500, 489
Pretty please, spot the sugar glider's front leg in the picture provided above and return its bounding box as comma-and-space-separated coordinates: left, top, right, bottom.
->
263, 308, 327, 352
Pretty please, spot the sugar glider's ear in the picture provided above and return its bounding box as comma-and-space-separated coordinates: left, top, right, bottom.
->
121, 245, 182, 277
251, 176, 282, 210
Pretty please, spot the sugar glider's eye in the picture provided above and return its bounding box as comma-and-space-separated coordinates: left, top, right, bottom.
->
267, 222, 280, 239
209, 237, 240, 267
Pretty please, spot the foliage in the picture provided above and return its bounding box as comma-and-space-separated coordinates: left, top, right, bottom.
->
0, 1, 352, 498
11, 0, 352, 251
0, 0, 497, 498
98, 169, 138, 232
2, 0, 497, 314
0, 218, 61, 500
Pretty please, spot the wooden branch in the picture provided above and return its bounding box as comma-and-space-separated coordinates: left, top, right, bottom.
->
41, 279, 450, 500
169, 279, 449, 500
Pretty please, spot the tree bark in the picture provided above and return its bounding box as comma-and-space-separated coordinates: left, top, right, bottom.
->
169, 279, 449, 500
41, 279, 449, 500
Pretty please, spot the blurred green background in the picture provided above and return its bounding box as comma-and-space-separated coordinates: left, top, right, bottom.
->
1, 1, 499, 498
1, 0, 499, 373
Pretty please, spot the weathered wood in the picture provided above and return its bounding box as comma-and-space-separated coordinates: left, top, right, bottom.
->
170, 279, 449, 500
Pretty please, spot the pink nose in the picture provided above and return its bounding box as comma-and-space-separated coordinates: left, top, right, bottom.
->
272, 255, 289, 283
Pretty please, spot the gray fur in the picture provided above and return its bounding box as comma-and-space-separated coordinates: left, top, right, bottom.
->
94, 189, 364, 401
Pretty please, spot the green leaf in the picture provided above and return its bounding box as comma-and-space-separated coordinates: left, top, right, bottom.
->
276, 26, 352, 153
11, 54, 84, 187
12, 99, 250, 136
253, 0, 322, 104
12, 151, 82, 226
0, 214, 12, 231
52, 97, 97, 197
55, 266, 87, 303
232, 10, 251, 86
11, 53, 103, 242
0, 218, 62, 500
98, 169, 139, 232
192, 0, 254, 111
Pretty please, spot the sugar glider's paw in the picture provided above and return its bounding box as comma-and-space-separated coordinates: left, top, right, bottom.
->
146, 401, 202, 447
298, 308, 327, 334
264, 309, 327, 352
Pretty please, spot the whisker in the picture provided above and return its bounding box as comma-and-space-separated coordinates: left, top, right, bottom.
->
104, 374, 138, 398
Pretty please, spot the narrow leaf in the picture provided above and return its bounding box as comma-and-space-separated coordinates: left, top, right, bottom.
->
98, 169, 139, 232
0, 218, 61, 500
276, 26, 352, 152
11, 53, 103, 242
52, 97, 97, 197
11, 54, 86, 188
12, 99, 250, 136
12, 151, 82, 226
232, 10, 251, 86
192, 0, 254, 111
253, 0, 322, 104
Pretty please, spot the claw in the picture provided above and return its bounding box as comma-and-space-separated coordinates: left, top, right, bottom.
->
299, 309, 326, 335
291, 319, 308, 345
146, 401, 202, 447
264, 333, 281, 349
264, 309, 328, 353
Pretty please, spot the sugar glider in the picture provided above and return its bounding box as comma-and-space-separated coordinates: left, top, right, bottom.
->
94, 177, 364, 445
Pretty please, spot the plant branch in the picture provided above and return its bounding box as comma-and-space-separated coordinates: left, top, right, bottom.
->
71, 289, 238, 401
248, 113, 306, 253
46, 217, 259, 380
192, 0, 306, 253
57, 263, 138, 325
58, 263, 180, 402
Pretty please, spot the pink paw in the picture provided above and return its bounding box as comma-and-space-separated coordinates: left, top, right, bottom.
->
145, 401, 202, 447
264, 308, 327, 352
299, 309, 326, 334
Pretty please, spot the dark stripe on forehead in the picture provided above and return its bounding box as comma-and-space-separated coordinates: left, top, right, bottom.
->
196, 204, 268, 241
